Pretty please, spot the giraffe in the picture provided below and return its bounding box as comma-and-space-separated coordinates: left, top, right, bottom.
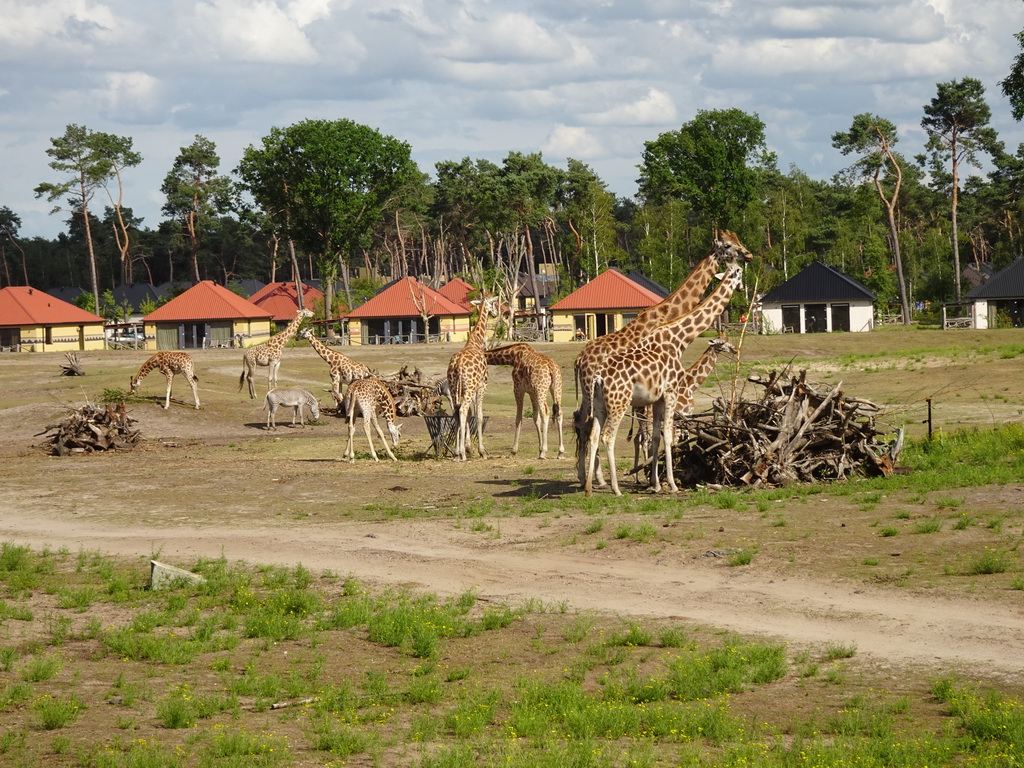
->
574, 231, 753, 487
483, 342, 565, 459
631, 337, 737, 478
130, 351, 200, 410
342, 377, 402, 462
584, 264, 744, 496
238, 308, 314, 399
299, 327, 371, 405
446, 295, 500, 461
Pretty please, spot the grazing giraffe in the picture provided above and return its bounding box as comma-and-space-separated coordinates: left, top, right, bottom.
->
574, 231, 752, 487
342, 377, 402, 462
299, 327, 371, 405
584, 265, 744, 496
130, 351, 200, 410
446, 295, 500, 461
483, 342, 565, 459
631, 337, 737, 478
238, 308, 314, 399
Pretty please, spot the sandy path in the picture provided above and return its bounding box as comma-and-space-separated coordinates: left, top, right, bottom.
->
2, 509, 1021, 681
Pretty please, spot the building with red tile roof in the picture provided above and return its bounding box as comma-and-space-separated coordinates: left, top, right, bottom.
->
248, 282, 326, 326
438, 277, 475, 309
346, 277, 473, 344
548, 269, 663, 341
0, 286, 105, 352
142, 280, 274, 350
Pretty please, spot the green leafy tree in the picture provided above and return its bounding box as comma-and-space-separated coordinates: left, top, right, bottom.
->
918, 78, 1001, 301
832, 114, 912, 324
0, 206, 26, 286
559, 158, 622, 278
35, 124, 139, 314
161, 135, 234, 283
637, 108, 777, 232
1000, 29, 1024, 121
237, 119, 417, 317
92, 133, 142, 285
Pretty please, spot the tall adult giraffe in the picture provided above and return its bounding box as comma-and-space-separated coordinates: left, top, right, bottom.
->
446, 295, 500, 461
574, 231, 753, 485
238, 308, 314, 399
483, 342, 564, 459
299, 327, 371, 405
584, 265, 744, 496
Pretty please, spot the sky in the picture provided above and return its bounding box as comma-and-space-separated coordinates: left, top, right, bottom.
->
3, 0, 1024, 242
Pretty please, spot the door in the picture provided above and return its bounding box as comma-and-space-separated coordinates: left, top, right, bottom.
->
830, 304, 851, 332
804, 304, 827, 333
781, 305, 800, 333
156, 325, 179, 350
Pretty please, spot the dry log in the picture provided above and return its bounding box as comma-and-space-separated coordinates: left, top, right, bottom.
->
35, 402, 141, 456
60, 352, 85, 376
633, 368, 902, 489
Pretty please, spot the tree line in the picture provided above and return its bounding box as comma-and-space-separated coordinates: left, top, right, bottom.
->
5, 52, 1024, 325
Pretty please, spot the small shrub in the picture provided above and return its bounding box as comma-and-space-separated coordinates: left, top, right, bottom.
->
33, 694, 85, 730
967, 550, 1009, 575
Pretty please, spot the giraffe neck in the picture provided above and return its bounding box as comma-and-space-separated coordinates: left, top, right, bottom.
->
306, 332, 335, 361
688, 348, 721, 385
634, 251, 719, 329
271, 314, 306, 349
643, 269, 742, 349
465, 307, 491, 350
483, 343, 529, 366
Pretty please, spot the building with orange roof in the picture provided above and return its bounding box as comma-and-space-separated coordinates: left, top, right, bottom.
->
142, 280, 274, 350
0, 286, 106, 352
248, 282, 325, 327
438, 277, 475, 310
346, 277, 472, 345
547, 268, 663, 342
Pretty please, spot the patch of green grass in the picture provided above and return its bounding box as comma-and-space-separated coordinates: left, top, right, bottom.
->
33, 694, 85, 730
966, 550, 1010, 575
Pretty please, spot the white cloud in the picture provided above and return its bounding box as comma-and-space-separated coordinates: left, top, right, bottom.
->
542, 125, 605, 159
584, 88, 678, 126
184, 0, 323, 64
0, 0, 124, 53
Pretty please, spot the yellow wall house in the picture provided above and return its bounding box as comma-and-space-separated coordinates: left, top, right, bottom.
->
548, 269, 662, 342
142, 281, 274, 350
346, 277, 472, 345
0, 286, 105, 352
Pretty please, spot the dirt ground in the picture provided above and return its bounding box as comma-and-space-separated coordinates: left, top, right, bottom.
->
2, 333, 1023, 686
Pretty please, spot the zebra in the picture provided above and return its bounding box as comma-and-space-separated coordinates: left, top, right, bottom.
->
263, 387, 320, 430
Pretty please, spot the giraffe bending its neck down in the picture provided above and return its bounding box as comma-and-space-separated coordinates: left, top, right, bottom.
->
299, 328, 371, 405
584, 264, 744, 496
239, 308, 314, 398
446, 295, 500, 461
631, 337, 737, 478
484, 342, 565, 459
574, 230, 752, 488
130, 351, 200, 410
343, 377, 402, 462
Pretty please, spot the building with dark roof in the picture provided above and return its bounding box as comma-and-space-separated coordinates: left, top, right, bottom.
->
142, 281, 273, 350
547, 268, 662, 342
0, 286, 105, 351
346, 276, 472, 344
965, 257, 1024, 328
758, 262, 876, 334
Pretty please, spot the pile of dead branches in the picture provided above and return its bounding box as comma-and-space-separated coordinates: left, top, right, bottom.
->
668, 369, 903, 488
35, 402, 141, 456
60, 352, 85, 376
380, 366, 448, 416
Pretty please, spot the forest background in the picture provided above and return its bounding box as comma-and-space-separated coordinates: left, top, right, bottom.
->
8, 32, 1024, 328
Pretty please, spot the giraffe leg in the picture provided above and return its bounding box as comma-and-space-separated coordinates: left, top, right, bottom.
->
583, 414, 602, 497
650, 401, 666, 493
363, 412, 380, 461
455, 404, 468, 461
474, 390, 488, 459
163, 371, 173, 409
188, 374, 200, 409
511, 388, 524, 456
532, 394, 548, 460
372, 416, 397, 461
662, 395, 678, 493
602, 414, 625, 497
345, 412, 357, 462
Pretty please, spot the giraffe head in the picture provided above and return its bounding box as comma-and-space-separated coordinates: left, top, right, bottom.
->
299, 327, 313, 340
471, 295, 500, 319
713, 230, 753, 265
707, 337, 738, 357
298, 308, 315, 320
387, 421, 402, 447
129, 375, 140, 394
